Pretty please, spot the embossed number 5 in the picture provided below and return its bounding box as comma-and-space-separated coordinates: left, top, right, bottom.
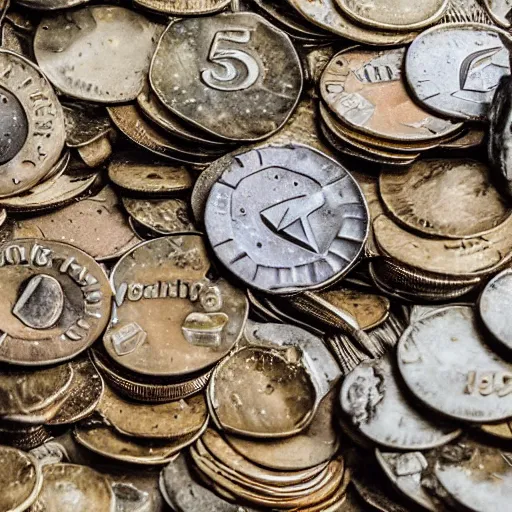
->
201, 29, 259, 92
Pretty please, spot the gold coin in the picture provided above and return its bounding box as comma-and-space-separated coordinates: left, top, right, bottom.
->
481, 421, 512, 439
77, 134, 113, 168
379, 159, 511, 239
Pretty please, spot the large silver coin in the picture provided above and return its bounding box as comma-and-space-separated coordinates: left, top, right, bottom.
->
479, 268, 512, 351
406, 24, 510, 121
204, 145, 369, 294
340, 355, 460, 450
397, 306, 512, 423
150, 12, 303, 142
34, 6, 158, 103
0, 85, 27, 165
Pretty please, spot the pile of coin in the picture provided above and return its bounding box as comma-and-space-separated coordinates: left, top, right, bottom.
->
1, 0, 512, 511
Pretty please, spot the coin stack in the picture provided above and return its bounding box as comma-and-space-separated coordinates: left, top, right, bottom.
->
0, 0, 512, 511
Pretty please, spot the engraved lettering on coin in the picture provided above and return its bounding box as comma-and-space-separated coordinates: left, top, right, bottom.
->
0, 85, 27, 165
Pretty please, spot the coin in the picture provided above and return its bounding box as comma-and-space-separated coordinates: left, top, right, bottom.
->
134, 0, 230, 15
406, 24, 511, 121
31, 463, 115, 512
483, 0, 512, 27
0, 446, 41, 512
77, 134, 112, 168
205, 145, 369, 294
103, 234, 248, 377
150, 13, 303, 142
398, 306, 512, 423
34, 6, 158, 103
16, 0, 91, 8
481, 420, 512, 439
63, 102, 112, 148
0, 50, 66, 197
379, 159, 511, 239
335, 0, 448, 31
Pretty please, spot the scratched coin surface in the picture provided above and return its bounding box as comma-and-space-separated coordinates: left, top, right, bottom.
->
34, 6, 158, 103
0, 239, 112, 365
379, 159, 510, 239
484, 0, 512, 27
103, 234, 248, 377
406, 24, 511, 121
0, 50, 66, 197
340, 354, 461, 449
205, 145, 369, 294
397, 306, 512, 422
134, 0, 230, 15
150, 12, 303, 142
320, 48, 462, 142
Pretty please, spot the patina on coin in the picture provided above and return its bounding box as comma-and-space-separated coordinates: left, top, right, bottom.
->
205, 145, 369, 294
31, 463, 115, 512
150, 13, 303, 142
484, 0, 512, 27
0, 50, 66, 197
104, 234, 248, 377
398, 306, 512, 422
379, 159, 510, 239
320, 48, 461, 143
134, 0, 230, 15
0, 239, 111, 365
406, 24, 511, 121
0, 446, 41, 512
34, 6, 158, 103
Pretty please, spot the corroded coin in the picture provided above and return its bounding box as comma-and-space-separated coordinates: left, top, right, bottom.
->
379, 159, 510, 239
205, 145, 369, 294
320, 48, 462, 143
34, 6, 158, 103
0, 239, 111, 365
406, 24, 511, 121
150, 13, 303, 142
397, 306, 512, 422
103, 235, 248, 377
484, 0, 512, 27
0, 446, 41, 512
134, 0, 230, 15
0, 50, 66, 197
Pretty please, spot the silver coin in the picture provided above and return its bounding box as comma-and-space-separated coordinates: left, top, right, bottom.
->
484, 0, 512, 27
34, 6, 159, 103
204, 145, 369, 294
479, 268, 512, 351
0, 85, 27, 165
16, 0, 91, 9
340, 354, 460, 450
406, 24, 511, 121
150, 12, 303, 142
397, 306, 512, 423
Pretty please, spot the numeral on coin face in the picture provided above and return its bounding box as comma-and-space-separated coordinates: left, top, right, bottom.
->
465, 371, 512, 397
201, 29, 260, 92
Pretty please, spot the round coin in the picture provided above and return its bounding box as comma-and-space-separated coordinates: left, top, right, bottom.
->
484, 0, 512, 27
205, 145, 369, 294
16, 0, 91, 8
406, 24, 511, 121
0, 239, 112, 365
34, 6, 158, 103
150, 13, 303, 142
397, 306, 512, 423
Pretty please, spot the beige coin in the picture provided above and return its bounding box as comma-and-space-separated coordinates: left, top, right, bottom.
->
31, 464, 115, 512
39, 150, 70, 184
74, 422, 207, 465
122, 197, 196, 235
77, 135, 113, 168
0, 446, 42, 512
336, 0, 448, 31
379, 160, 511, 239
226, 388, 339, 470
97, 384, 208, 439
320, 48, 461, 143
12, 186, 141, 260
0, 239, 112, 366
374, 213, 512, 277
103, 234, 248, 377
481, 421, 512, 439
134, 0, 230, 15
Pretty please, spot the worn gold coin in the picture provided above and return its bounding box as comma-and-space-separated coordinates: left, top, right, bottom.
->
0, 446, 42, 512
379, 160, 511, 239
134, 0, 230, 15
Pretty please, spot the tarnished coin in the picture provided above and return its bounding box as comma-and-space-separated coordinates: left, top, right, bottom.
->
406, 24, 511, 121
0, 424, 51, 451
335, 0, 448, 31
484, 0, 512, 27
0, 446, 41, 512
134, 0, 230, 15
30, 463, 115, 512
150, 13, 303, 142
479, 268, 512, 351
379, 159, 510, 239
63, 102, 112, 148
481, 420, 512, 439
205, 145, 369, 294
398, 306, 512, 422
103, 234, 248, 377
34, 6, 158, 103
0, 50, 66, 197
320, 48, 461, 143
0, 239, 111, 366
341, 354, 461, 449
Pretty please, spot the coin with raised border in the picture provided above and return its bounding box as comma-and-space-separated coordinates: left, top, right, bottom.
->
63, 102, 112, 148
134, 0, 230, 15
483, 0, 512, 27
